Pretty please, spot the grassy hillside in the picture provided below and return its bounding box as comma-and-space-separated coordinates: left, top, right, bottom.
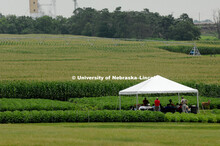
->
0, 34, 220, 84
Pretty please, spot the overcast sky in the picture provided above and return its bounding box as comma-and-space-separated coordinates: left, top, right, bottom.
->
0, 0, 219, 20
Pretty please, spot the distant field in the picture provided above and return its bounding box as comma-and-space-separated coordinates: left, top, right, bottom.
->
0, 123, 219, 145
0, 34, 220, 84
200, 35, 218, 40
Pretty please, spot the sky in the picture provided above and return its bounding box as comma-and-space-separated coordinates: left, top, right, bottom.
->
0, 0, 219, 20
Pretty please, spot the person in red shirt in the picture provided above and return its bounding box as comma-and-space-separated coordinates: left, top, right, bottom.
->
154, 97, 160, 111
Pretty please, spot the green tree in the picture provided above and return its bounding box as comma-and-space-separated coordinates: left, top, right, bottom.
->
16, 16, 35, 34
56, 16, 69, 34
6, 15, 18, 34
35, 16, 54, 33
68, 8, 98, 35
169, 20, 200, 40
159, 15, 175, 39
82, 23, 93, 36
95, 9, 113, 37
178, 13, 193, 24
0, 16, 7, 33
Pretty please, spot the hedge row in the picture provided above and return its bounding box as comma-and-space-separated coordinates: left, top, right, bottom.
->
183, 82, 220, 98
0, 81, 219, 101
159, 45, 220, 55
165, 112, 220, 123
0, 98, 76, 112
0, 110, 219, 123
0, 110, 165, 123
0, 81, 137, 100
70, 96, 220, 110
0, 96, 219, 112
212, 109, 220, 114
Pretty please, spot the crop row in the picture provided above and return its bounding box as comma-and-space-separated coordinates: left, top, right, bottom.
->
0, 81, 137, 100
0, 110, 165, 123
159, 45, 220, 55
0, 98, 76, 112
0, 96, 219, 112
0, 81, 219, 100
212, 109, 220, 114
0, 110, 219, 123
70, 96, 220, 110
165, 112, 220, 123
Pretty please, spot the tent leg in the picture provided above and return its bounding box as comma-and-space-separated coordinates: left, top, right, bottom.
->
119, 95, 121, 110
178, 93, 180, 104
197, 92, 199, 113
136, 94, 138, 110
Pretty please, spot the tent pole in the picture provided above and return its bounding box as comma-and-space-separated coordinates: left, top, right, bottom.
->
178, 93, 180, 104
136, 94, 138, 110
197, 92, 199, 113
119, 95, 121, 110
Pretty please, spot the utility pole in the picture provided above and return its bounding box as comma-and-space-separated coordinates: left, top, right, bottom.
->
73, 0, 78, 12
52, 0, 57, 18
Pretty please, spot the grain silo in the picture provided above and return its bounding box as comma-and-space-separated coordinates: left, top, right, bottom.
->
29, 0, 39, 17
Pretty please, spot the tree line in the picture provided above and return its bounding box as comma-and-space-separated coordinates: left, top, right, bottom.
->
0, 7, 201, 40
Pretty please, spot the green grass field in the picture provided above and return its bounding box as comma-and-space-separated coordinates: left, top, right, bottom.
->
200, 35, 218, 41
0, 123, 219, 145
0, 34, 220, 84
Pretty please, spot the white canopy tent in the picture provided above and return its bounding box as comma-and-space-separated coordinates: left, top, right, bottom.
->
119, 75, 199, 112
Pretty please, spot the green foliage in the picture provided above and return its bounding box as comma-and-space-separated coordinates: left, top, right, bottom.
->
0, 35, 219, 85
70, 96, 220, 110
159, 45, 220, 55
183, 82, 220, 98
217, 114, 220, 123
168, 21, 200, 40
0, 109, 219, 123
0, 98, 76, 111
212, 109, 220, 114
0, 110, 165, 123
0, 81, 219, 100
165, 112, 217, 123
0, 9, 200, 40
1, 96, 219, 112
200, 35, 218, 41
0, 81, 138, 100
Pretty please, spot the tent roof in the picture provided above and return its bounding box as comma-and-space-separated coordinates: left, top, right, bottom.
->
119, 75, 198, 95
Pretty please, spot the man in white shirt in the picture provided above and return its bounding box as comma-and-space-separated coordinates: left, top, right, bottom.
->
181, 97, 187, 113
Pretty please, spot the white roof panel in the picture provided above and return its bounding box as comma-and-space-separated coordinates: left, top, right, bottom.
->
119, 75, 198, 95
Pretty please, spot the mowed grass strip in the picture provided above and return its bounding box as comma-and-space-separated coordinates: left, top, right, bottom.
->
0, 34, 220, 84
0, 123, 219, 146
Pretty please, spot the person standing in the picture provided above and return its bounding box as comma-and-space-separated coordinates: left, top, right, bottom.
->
154, 97, 160, 111
143, 97, 149, 106
181, 97, 187, 113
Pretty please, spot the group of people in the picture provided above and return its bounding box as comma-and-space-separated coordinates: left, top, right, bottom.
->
141, 97, 160, 111
140, 97, 190, 113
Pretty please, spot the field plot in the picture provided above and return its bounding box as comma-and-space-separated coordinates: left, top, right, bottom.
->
0, 98, 76, 111
0, 34, 220, 84
0, 123, 219, 146
70, 96, 220, 110
0, 96, 219, 112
